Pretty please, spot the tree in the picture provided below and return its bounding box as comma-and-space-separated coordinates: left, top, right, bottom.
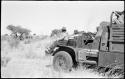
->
7, 25, 31, 40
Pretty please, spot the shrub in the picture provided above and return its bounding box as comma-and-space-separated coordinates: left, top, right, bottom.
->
8, 38, 20, 48
1, 57, 11, 67
7, 25, 31, 40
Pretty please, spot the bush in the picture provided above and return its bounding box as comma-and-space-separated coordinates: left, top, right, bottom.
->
1, 57, 11, 67
8, 38, 20, 48
7, 25, 31, 40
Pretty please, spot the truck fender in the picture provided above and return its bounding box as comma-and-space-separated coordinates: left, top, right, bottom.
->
52, 45, 78, 64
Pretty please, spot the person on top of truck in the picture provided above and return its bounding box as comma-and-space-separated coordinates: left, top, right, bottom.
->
112, 10, 124, 24
61, 27, 68, 36
117, 10, 124, 24
45, 27, 69, 54
57, 27, 69, 40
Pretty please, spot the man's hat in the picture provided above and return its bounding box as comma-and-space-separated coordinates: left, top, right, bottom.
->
61, 27, 66, 32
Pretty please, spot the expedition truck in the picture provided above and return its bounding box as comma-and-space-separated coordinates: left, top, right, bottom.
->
46, 11, 124, 71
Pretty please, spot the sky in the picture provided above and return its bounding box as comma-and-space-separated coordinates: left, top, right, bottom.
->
1, 1, 124, 35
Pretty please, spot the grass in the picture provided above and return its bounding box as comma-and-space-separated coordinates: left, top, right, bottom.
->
1, 35, 124, 78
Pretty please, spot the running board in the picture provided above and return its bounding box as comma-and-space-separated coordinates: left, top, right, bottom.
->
79, 60, 97, 64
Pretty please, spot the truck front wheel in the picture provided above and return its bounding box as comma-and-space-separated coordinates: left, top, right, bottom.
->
53, 51, 73, 72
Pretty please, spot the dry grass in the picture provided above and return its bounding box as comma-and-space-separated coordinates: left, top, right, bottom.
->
1, 36, 124, 78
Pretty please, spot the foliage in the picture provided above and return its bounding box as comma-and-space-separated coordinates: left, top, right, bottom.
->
7, 25, 31, 34
7, 25, 31, 40
1, 57, 11, 67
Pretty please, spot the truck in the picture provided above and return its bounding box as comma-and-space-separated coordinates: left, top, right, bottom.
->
46, 11, 124, 72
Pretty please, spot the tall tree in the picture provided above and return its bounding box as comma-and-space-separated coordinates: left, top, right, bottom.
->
7, 25, 31, 40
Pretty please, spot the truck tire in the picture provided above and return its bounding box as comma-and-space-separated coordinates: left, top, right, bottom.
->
53, 51, 73, 72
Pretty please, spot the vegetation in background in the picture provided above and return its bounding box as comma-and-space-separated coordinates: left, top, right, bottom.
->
7, 25, 31, 40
